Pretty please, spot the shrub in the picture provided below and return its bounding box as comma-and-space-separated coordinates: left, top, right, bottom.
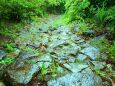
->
95, 5, 115, 27
64, 0, 90, 22
0, 0, 65, 21
47, 0, 65, 13
0, 0, 46, 21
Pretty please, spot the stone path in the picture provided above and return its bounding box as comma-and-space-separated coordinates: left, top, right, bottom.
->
3, 15, 106, 86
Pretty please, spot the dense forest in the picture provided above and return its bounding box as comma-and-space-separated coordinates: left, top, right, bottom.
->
0, 0, 115, 86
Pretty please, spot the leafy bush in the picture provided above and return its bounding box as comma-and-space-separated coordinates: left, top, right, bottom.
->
95, 5, 115, 27
0, 0, 65, 21
0, 0, 46, 21
95, 6, 107, 26
0, 21, 23, 38
92, 5, 115, 38
90, 0, 115, 8
64, 0, 90, 22
47, 0, 65, 13
64, 0, 114, 37
88, 0, 115, 34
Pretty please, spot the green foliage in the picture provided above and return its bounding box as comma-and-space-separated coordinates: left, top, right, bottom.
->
95, 6, 107, 26
91, 39, 115, 61
64, 0, 90, 22
0, 0, 45, 21
63, 0, 114, 35
40, 63, 47, 76
109, 41, 115, 61
48, 59, 60, 77
95, 64, 115, 86
38, 59, 59, 79
95, 6, 115, 28
3, 43, 16, 53
0, 21, 23, 38
0, 0, 114, 34
89, 0, 115, 34
73, 21, 89, 34
47, 0, 64, 6
0, 0, 65, 21
21, 47, 38, 53
90, 0, 115, 8
47, 0, 65, 13
0, 56, 15, 65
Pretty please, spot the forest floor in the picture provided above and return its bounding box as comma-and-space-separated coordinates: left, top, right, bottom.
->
0, 14, 114, 86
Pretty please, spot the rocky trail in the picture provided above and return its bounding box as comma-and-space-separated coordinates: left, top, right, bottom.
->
0, 15, 111, 86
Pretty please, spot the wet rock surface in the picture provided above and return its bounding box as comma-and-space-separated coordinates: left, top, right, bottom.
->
3, 15, 105, 86
0, 50, 6, 60
5, 53, 52, 85
81, 46, 100, 60
48, 69, 102, 86
82, 30, 96, 37
0, 50, 7, 79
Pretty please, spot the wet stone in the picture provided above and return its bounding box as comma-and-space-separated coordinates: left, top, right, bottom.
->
18, 51, 39, 60
72, 26, 80, 32
82, 30, 96, 37
47, 68, 102, 86
63, 63, 88, 73
81, 46, 100, 60
0, 50, 6, 60
68, 56, 76, 63
76, 54, 87, 61
70, 34, 80, 41
92, 61, 106, 70
5, 54, 52, 85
